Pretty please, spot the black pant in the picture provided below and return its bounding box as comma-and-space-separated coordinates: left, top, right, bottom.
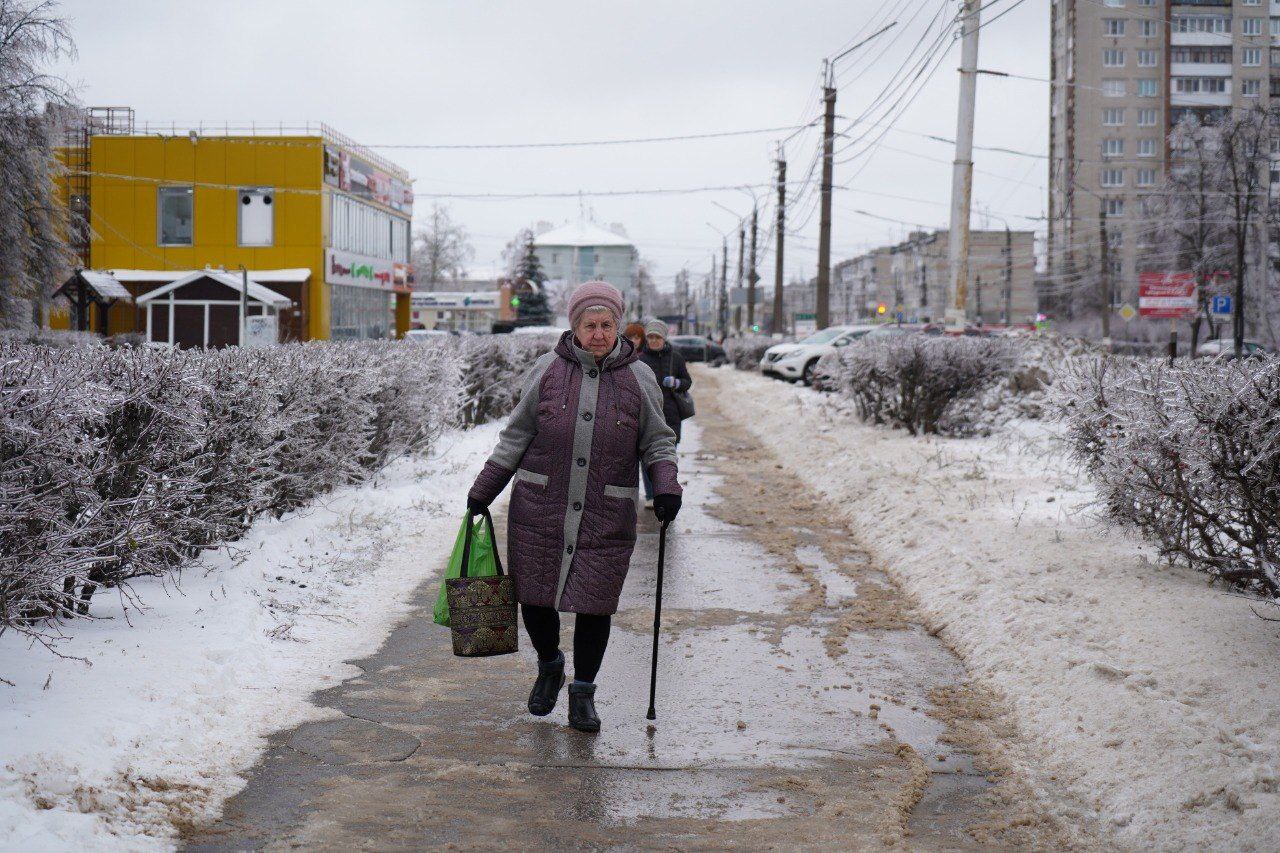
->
521, 603, 611, 683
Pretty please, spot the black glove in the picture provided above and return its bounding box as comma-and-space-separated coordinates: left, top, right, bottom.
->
467, 496, 490, 516
652, 493, 682, 523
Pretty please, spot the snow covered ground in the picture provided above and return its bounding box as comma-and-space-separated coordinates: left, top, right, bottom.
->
0, 424, 500, 851
709, 366, 1280, 850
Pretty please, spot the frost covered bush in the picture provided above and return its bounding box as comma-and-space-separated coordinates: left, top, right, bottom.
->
0, 339, 464, 639
725, 336, 784, 371
453, 334, 557, 426
1060, 356, 1280, 598
821, 336, 1016, 436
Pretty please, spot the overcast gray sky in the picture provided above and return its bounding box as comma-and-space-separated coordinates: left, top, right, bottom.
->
54, 0, 1048, 290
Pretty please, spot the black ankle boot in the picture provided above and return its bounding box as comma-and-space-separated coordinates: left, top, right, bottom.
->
567, 681, 601, 732
528, 653, 565, 717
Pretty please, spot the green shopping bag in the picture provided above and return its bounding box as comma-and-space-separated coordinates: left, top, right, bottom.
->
433, 511, 500, 627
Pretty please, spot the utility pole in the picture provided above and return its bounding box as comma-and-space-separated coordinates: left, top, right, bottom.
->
946, 0, 982, 329
735, 224, 745, 333
816, 62, 837, 330
747, 204, 759, 330
719, 237, 729, 340
774, 154, 786, 335
1003, 226, 1013, 326
1099, 206, 1111, 344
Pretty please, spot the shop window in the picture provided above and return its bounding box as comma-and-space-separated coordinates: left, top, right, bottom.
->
238, 187, 274, 247
158, 186, 193, 246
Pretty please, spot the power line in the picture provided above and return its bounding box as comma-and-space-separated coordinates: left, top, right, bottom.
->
363, 123, 820, 150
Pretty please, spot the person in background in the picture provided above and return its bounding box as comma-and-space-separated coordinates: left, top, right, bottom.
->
637, 318, 691, 509
467, 281, 682, 733
623, 322, 647, 354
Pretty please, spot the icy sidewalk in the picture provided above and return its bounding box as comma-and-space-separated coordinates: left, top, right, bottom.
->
0, 424, 501, 851
707, 366, 1280, 850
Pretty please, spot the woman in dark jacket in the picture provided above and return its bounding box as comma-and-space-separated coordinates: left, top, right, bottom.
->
637, 319, 692, 506
467, 281, 682, 733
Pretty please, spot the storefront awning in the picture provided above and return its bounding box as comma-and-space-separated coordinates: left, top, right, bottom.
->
135, 270, 293, 308
54, 270, 133, 303
110, 268, 311, 285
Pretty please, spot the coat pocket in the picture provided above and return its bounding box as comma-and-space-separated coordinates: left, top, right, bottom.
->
514, 468, 549, 489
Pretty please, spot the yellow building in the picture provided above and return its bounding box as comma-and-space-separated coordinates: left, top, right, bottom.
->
58, 113, 413, 343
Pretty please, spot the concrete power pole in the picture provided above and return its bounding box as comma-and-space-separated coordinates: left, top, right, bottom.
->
719, 237, 729, 339
946, 0, 982, 329
1003, 226, 1013, 325
816, 64, 837, 330
748, 205, 759, 330
735, 224, 745, 333
773, 155, 786, 334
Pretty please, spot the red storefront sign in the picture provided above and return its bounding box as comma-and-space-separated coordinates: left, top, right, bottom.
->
1138, 272, 1197, 319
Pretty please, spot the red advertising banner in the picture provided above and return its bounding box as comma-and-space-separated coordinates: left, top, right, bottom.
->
1138, 272, 1197, 319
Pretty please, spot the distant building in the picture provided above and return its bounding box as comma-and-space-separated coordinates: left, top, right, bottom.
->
533, 222, 639, 306
836, 229, 1037, 325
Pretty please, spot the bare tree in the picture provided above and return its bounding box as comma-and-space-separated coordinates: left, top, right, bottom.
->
1153, 109, 1276, 355
411, 203, 473, 291
0, 0, 75, 329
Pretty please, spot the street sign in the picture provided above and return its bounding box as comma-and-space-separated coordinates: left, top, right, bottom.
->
794, 312, 816, 336
728, 287, 747, 307
1209, 294, 1232, 318
1118, 304, 1136, 321
1138, 272, 1197, 319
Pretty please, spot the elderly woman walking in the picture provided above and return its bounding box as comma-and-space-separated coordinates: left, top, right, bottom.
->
636, 319, 692, 507
467, 281, 682, 733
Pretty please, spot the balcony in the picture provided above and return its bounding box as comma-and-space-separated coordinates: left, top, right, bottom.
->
1172, 31, 1233, 47
1170, 90, 1233, 107
1171, 62, 1232, 76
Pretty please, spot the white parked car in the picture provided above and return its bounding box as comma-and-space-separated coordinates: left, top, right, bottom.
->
1195, 338, 1268, 359
760, 325, 879, 384
512, 325, 564, 336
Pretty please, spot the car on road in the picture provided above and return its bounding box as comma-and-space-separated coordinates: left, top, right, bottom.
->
669, 335, 728, 366
404, 329, 454, 342
1196, 338, 1269, 359
512, 325, 564, 336
759, 325, 879, 384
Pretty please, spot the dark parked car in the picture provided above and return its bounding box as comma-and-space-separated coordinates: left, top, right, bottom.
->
669, 335, 727, 366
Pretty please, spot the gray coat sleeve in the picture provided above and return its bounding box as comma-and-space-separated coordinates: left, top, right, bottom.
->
630, 361, 681, 494
488, 351, 556, 471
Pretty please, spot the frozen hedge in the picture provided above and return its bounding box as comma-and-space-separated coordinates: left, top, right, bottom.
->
817, 336, 1017, 436
0, 339, 464, 640
725, 335, 785, 371
452, 333, 559, 426
1060, 355, 1280, 599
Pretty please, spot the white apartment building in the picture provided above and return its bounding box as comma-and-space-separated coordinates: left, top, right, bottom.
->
532, 222, 640, 306
1049, 0, 1278, 306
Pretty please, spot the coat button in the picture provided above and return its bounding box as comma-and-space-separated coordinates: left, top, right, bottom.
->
588, 369, 599, 378
577, 457, 586, 466
582, 412, 593, 421
566, 545, 574, 554
573, 501, 582, 511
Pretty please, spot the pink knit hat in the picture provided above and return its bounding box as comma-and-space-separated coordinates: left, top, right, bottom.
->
568, 280, 625, 329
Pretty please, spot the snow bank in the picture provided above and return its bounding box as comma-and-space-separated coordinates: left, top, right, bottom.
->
0, 424, 499, 851
710, 366, 1280, 849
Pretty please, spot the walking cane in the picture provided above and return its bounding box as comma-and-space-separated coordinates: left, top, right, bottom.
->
646, 518, 671, 721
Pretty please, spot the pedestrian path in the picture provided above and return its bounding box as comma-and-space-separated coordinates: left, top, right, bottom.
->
184, 370, 1012, 850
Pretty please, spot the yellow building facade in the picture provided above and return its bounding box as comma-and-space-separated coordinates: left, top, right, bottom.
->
63, 120, 413, 342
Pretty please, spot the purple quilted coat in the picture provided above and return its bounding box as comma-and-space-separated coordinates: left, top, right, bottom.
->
468, 331, 681, 615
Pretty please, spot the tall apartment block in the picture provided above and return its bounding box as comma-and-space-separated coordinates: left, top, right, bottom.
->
1049, 0, 1275, 306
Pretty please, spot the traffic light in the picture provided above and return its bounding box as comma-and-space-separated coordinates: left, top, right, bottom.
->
510, 296, 521, 308
751, 324, 760, 333
876, 303, 887, 315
